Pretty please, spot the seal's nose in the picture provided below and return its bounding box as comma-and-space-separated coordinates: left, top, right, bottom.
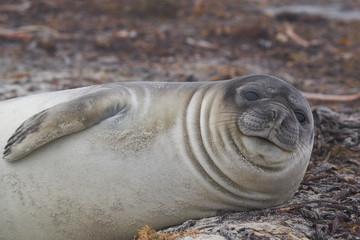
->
266, 103, 288, 127
269, 110, 276, 121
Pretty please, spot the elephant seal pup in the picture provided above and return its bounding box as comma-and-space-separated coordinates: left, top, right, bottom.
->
0, 75, 314, 240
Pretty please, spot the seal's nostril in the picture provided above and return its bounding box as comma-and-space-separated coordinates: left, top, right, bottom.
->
270, 110, 276, 121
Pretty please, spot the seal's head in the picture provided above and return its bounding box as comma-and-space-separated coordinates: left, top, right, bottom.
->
224, 74, 314, 172
195, 74, 313, 208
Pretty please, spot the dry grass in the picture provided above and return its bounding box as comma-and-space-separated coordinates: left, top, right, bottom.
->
134, 225, 200, 240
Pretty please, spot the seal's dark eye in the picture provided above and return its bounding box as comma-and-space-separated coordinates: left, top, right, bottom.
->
245, 91, 260, 101
295, 111, 306, 125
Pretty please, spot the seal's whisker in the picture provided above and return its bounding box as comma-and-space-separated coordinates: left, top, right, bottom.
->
294, 139, 310, 161
218, 111, 240, 114
297, 137, 312, 152
210, 119, 236, 126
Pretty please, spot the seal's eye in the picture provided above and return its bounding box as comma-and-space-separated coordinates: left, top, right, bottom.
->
295, 111, 306, 125
245, 91, 260, 101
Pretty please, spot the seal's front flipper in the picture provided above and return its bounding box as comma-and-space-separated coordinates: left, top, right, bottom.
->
3, 89, 128, 162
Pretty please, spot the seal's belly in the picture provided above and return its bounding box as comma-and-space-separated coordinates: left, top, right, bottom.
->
0, 114, 215, 240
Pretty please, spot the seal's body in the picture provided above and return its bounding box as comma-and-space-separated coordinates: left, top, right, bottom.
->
0, 75, 314, 239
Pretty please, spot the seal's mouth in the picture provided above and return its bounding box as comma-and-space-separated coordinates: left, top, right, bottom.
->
247, 135, 291, 152
239, 135, 292, 170
255, 136, 278, 147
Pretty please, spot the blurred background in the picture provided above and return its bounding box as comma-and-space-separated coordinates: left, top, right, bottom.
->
0, 0, 359, 111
